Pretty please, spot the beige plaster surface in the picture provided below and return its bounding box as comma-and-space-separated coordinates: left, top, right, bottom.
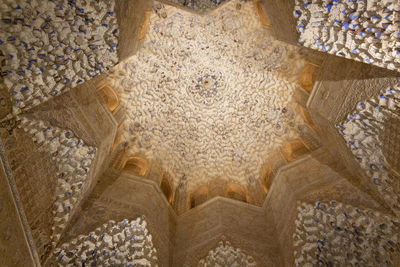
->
0, 142, 39, 266
265, 148, 389, 266
307, 54, 400, 210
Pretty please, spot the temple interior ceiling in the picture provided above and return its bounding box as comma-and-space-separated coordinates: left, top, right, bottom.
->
2, 0, 400, 265
109, 0, 308, 190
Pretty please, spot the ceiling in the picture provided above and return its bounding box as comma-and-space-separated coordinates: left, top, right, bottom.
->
109, 0, 308, 190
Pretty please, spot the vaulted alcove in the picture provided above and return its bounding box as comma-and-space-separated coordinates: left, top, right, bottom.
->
122, 157, 149, 176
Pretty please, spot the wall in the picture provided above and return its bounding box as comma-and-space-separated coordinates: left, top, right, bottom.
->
16, 116, 98, 247
259, 0, 400, 75
264, 148, 390, 266
174, 197, 281, 266
198, 239, 257, 266
307, 53, 400, 211
337, 85, 400, 215
262, 0, 400, 73
294, 201, 400, 265
27, 78, 118, 183
0, 80, 117, 263
0, 0, 145, 120
0, 140, 39, 266
0, 121, 59, 261
115, 0, 153, 61
259, 0, 299, 45
60, 169, 281, 267
58, 169, 176, 267
52, 218, 158, 266
259, 0, 331, 71
0, 0, 140, 258
20, 147, 397, 266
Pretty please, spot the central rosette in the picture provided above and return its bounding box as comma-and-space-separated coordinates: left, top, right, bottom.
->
186, 72, 225, 106
197, 75, 217, 96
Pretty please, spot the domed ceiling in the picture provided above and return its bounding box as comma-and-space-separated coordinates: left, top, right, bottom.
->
109, 0, 308, 190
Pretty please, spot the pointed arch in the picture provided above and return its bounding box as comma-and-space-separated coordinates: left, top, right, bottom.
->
97, 81, 120, 112
190, 186, 209, 209
122, 157, 148, 176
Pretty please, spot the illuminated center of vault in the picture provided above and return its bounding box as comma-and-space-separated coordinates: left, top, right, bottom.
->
111, 0, 305, 190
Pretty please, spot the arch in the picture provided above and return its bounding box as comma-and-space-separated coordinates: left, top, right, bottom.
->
190, 186, 208, 209
226, 183, 247, 203
160, 176, 173, 203
122, 157, 148, 176
300, 106, 316, 130
97, 82, 120, 112
280, 139, 310, 162
299, 64, 318, 93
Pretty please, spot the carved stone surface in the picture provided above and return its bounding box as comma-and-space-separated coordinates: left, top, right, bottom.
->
294, 201, 400, 266
62, 170, 175, 267
0, 0, 119, 114
307, 51, 400, 213
173, 175, 188, 215
337, 84, 400, 215
115, 0, 152, 61
294, 0, 400, 71
2, 1, 400, 266
174, 197, 280, 266
17, 116, 97, 245
163, 0, 229, 12
0, 125, 58, 260
265, 149, 388, 266
382, 115, 400, 174
0, 140, 38, 266
198, 239, 257, 267
110, 0, 308, 191
0, 79, 118, 262
53, 218, 158, 266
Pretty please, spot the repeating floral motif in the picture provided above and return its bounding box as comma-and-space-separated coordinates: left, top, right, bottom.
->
110, 0, 306, 190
